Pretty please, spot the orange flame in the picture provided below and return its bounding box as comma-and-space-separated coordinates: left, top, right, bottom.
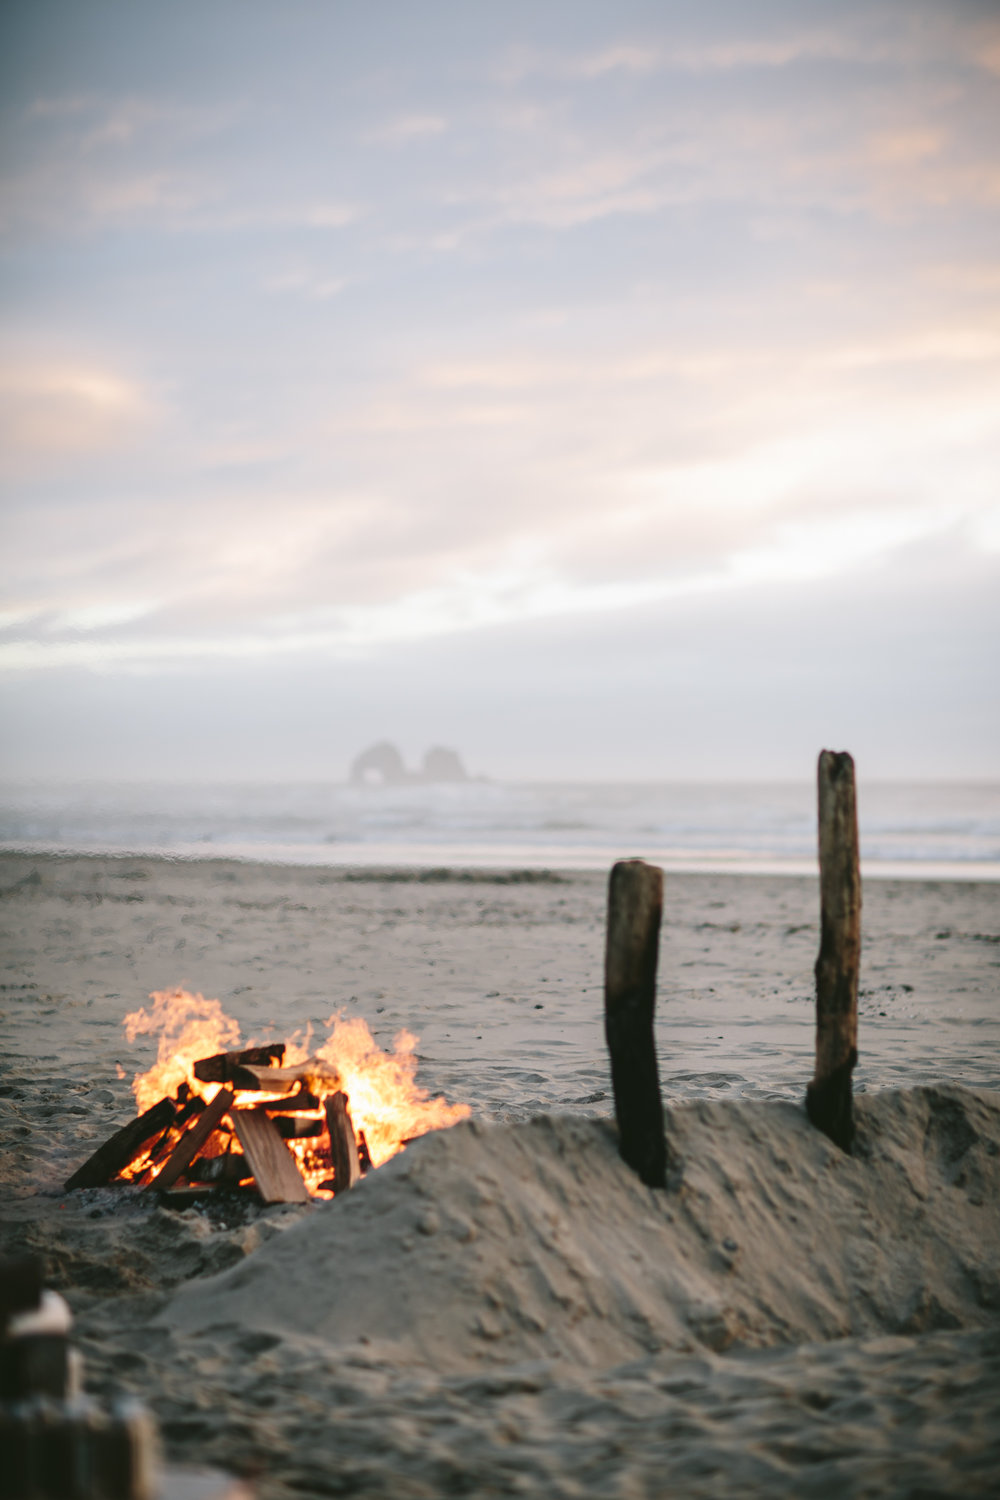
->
123, 989, 470, 1190
311, 1015, 469, 1167
124, 988, 240, 1112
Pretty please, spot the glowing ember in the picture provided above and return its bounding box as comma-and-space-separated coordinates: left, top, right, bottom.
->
121, 988, 470, 1195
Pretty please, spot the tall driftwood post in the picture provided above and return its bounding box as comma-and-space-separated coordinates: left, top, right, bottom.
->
806, 749, 861, 1152
604, 858, 666, 1188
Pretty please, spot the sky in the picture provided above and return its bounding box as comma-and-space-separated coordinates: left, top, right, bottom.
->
1, 0, 998, 782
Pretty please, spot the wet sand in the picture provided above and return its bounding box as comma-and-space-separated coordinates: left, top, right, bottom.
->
1, 852, 999, 1496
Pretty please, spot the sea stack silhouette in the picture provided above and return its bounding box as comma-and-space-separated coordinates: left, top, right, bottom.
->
350, 742, 470, 786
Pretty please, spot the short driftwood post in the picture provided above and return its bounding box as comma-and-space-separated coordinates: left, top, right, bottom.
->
604, 859, 666, 1188
806, 749, 861, 1152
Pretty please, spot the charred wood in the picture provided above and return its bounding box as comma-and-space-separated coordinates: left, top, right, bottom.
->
193, 1044, 285, 1084
186, 1153, 250, 1185
65, 1097, 176, 1191
135, 1095, 207, 1185
156, 1184, 254, 1206
273, 1115, 323, 1139
172, 1094, 207, 1131
259, 1088, 320, 1112
231, 1058, 341, 1095
148, 1089, 235, 1191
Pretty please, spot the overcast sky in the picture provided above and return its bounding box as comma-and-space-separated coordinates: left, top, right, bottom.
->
1, 0, 998, 781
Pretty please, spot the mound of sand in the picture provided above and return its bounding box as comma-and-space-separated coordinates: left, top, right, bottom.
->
163, 1083, 1000, 1372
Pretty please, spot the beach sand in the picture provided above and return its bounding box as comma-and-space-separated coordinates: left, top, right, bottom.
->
1, 852, 999, 1496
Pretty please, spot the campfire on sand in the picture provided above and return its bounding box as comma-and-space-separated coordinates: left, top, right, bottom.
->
65, 990, 470, 1203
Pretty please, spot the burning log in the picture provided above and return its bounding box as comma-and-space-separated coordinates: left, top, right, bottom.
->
187, 1153, 250, 1186
229, 1107, 311, 1203
193, 1044, 285, 1083
65, 1098, 176, 1191
325, 1092, 360, 1193
259, 1088, 321, 1112
169, 1093, 207, 1132
273, 1115, 324, 1139
134, 1094, 207, 1186
230, 1058, 342, 1096
149, 1089, 235, 1192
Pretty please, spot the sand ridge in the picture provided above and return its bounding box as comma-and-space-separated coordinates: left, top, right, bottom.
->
161, 1086, 1000, 1372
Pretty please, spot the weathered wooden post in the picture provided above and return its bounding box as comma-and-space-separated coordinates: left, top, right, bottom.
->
604, 858, 666, 1188
806, 749, 861, 1151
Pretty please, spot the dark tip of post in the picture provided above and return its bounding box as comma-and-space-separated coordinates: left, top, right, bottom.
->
604, 858, 667, 1189
806, 1048, 857, 1152
824, 750, 855, 783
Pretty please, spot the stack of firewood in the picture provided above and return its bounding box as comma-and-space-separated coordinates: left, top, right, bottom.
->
64, 1045, 367, 1203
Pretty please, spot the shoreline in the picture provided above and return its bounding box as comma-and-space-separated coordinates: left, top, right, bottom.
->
2, 849, 998, 1197
3, 841, 999, 882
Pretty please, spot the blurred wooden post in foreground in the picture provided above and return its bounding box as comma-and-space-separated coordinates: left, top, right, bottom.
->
806, 750, 861, 1152
604, 859, 666, 1188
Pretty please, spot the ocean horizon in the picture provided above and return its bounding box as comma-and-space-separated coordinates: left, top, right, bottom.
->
2, 777, 998, 880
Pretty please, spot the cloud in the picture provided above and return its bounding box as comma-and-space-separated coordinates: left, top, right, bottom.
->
305, 202, 363, 228
1, 91, 242, 235
568, 45, 661, 78
0, 361, 157, 477
265, 267, 348, 301
365, 114, 447, 145
484, 150, 668, 229
525, 4, 1000, 83
0, 1, 997, 783
0, 161, 209, 236
499, 30, 852, 84
0, 464, 984, 673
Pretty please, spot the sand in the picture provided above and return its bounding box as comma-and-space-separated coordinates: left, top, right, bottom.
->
1, 851, 999, 1496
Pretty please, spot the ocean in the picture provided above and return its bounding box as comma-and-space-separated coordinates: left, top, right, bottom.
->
1, 778, 998, 879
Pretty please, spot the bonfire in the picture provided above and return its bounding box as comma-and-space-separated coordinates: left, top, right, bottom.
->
65, 989, 470, 1202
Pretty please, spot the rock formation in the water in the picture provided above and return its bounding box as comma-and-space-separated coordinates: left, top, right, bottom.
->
420, 746, 467, 783
350, 742, 469, 786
